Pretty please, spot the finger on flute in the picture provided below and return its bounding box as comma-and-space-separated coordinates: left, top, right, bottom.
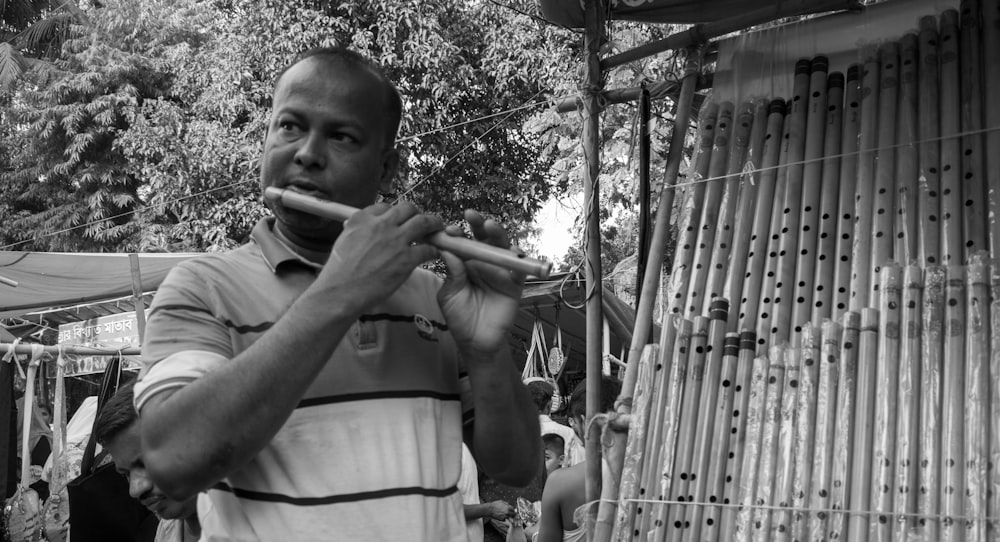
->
262, 187, 552, 279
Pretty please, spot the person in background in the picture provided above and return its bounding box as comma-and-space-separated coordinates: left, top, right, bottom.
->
94, 382, 200, 542
525, 379, 583, 468
541, 434, 565, 476
134, 46, 539, 541
535, 375, 622, 542
459, 442, 516, 542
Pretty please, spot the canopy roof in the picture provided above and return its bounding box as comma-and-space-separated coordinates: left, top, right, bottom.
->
538, 0, 859, 28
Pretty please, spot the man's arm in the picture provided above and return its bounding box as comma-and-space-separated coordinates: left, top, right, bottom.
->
139, 204, 444, 500
438, 210, 541, 486
465, 500, 514, 522
536, 470, 568, 542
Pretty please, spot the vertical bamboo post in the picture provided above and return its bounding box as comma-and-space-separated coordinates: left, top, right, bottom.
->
964, 255, 989, 542
916, 265, 946, 541
869, 263, 903, 542
891, 265, 922, 542
847, 308, 880, 542
917, 17, 943, 266
807, 319, 845, 540
940, 265, 966, 541
811, 72, 845, 325
832, 65, 862, 320
959, 0, 987, 259
789, 56, 831, 344
828, 311, 862, 540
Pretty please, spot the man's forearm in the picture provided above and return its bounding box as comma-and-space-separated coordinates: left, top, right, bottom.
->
464, 346, 541, 485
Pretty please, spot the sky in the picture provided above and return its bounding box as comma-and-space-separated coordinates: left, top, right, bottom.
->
533, 196, 578, 264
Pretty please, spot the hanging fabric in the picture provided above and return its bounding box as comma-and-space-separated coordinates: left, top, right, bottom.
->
521, 316, 550, 383
43, 347, 69, 542
3, 344, 46, 542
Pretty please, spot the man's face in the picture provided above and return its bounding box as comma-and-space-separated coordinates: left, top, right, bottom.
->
260, 57, 399, 246
104, 424, 196, 521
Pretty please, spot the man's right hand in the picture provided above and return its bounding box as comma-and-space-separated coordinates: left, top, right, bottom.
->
486, 500, 516, 521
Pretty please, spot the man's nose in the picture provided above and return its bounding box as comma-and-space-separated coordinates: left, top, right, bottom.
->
294, 132, 327, 169
129, 470, 153, 500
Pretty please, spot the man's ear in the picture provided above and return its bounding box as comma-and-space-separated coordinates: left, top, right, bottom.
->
378, 148, 400, 194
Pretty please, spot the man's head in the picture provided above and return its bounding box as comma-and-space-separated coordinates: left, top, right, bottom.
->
260, 46, 403, 248
567, 375, 622, 441
95, 382, 196, 521
525, 379, 555, 414
541, 433, 565, 474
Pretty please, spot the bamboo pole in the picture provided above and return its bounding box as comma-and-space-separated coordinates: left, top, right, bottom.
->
698, 331, 741, 542
832, 65, 862, 320
768, 58, 814, 348
939, 10, 963, 267
960, 0, 987, 259
895, 34, 920, 265
789, 324, 821, 541
680, 300, 730, 542
892, 265, 922, 542
916, 265, 946, 541
869, 263, 903, 542
811, 71, 845, 325
807, 319, 845, 540
789, 57, 831, 344
703, 102, 755, 313
726, 99, 774, 333
828, 311, 861, 539
737, 100, 788, 343
685, 102, 736, 319
718, 331, 761, 541
870, 44, 900, 304
940, 264, 966, 542
917, 16, 943, 266
849, 49, 881, 312
731, 353, 771, 542
769, 343, 803, 542
964, 255, 989, 542
748, 344, 788, 542
1, 343, 142, 356
847, 307, 880, 542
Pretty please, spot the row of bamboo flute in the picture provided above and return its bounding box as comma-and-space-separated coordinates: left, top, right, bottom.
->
613, 259, 996, 542
606, 1, 1000, 541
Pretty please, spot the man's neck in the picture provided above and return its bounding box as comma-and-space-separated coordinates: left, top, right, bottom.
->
273, 222, 333, 265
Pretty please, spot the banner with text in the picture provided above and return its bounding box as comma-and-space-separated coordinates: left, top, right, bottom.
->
57, 311, 147, 377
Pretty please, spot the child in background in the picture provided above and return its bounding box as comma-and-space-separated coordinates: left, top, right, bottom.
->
542, 434, 565, 475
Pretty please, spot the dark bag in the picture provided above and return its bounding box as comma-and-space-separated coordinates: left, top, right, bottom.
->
66, 355, 158, 542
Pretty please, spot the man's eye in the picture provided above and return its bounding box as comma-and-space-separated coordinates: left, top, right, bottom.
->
278, 121, 301, 132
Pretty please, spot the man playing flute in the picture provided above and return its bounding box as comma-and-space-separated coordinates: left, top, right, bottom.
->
133, 46, 541, 541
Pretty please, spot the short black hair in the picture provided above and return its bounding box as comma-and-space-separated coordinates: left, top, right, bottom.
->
274, 46, 403, 148
94, 381, 138, 446
526, 380, 555, 412
542, 433, 565, 454
568, 375, 622, 419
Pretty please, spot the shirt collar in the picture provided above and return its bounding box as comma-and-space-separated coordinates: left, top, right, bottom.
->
250, 217, 324, 273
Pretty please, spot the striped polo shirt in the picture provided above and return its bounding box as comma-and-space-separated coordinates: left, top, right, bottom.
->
134, 217, 472, 541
